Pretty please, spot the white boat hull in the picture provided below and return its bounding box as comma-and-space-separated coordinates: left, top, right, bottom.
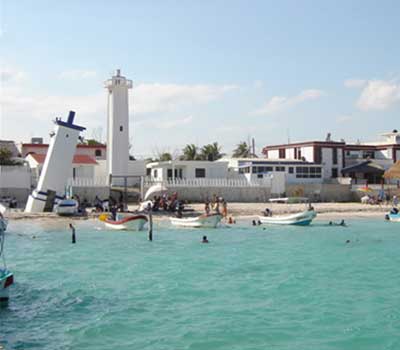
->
0, 269, 13, 301
55, 199, 78, 216
259, 210, 317, 226
170, 213, 222, 228
104, 214, 148, 231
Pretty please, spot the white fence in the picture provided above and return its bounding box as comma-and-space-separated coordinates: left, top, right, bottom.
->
67, 177, 109, 187
144, 177, 272, 188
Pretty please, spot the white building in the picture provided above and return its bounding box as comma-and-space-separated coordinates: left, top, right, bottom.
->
146, 160, 229, 181
262, 140, 344, 179
105, 69, 132, 182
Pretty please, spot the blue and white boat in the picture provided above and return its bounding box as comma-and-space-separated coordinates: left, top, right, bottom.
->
259, 209, 317, 226
54, 198, 79, 216
0, 205, 13, 301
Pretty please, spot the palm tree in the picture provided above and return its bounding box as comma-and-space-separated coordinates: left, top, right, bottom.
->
180, 144, 198, 160
232, 141, 251, 158
158, 152, 172, 161
200, 142, 224, 161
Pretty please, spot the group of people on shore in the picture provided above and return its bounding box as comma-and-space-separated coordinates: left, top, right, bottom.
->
204, 195, 228, 217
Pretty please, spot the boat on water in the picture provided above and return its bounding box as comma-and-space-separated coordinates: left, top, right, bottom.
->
259, 209, 317, 226
0, 208, 13, 301
54, 198, 79, 216
385, 208, 400, 222
102, 213, 148, 231
170, 213, 222, 228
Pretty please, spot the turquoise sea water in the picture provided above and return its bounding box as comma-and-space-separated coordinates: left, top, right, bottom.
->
1, 218, 400, 350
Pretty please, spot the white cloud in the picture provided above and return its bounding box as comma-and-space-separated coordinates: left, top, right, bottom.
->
59, 70, 97, 80
253, 89, 324, 115
356, 80, 400, 111
344, 79, 367, 88
132, 83, 238, 114
1, 73, 237, 139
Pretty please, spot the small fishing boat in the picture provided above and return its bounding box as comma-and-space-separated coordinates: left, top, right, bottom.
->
0, 213, 13, 301
54, 198, 79, 216
170, 213, 222, 228
101, 213, 148, 231
259, 209, 317, 226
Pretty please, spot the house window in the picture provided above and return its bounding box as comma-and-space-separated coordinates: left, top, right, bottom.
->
333, 148, 338, 165
95, 149, 102, 157
279, 148, 286, 158
332, 168, 338, 178
257, 174, 263, 179
296, 167, 322, 178
146, 168, 151, 176
153, 169, 158, 178
120, 126, 123, 132
167, 169, 173, 179
362, 150, 375, 159
289, 167, 294, 174
195, 168, 206, 178
275, 166, 285, 172
72, 168, 76, 179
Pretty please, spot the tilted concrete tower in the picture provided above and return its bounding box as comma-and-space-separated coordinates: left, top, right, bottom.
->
25, 111, 85, 212
105, 69, 132, 184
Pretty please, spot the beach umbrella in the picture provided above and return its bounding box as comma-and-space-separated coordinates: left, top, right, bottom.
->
144, 184, 168, 200
357, 186, 374, 193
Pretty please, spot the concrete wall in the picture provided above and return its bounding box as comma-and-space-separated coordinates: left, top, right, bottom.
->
0, 188, 30, 207
71, 186, 110, 202
143, 185, 271, 203
0, 165, 31, 188
286, 183, 352, 202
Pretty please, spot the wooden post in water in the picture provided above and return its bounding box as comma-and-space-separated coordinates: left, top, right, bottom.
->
148, 210, 153, 241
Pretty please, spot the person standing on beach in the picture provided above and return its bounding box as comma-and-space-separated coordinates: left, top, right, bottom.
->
69, 223, 76, 244
221, 198, 227, 218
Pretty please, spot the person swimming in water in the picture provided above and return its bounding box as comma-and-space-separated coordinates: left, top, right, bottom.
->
202, 235, 209, 243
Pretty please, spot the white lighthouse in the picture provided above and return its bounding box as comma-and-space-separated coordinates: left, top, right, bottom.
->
25, 111, 86, 212
105, 69, 132, 184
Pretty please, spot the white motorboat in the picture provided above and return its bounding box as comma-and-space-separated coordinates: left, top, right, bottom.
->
55, 199, 79, 216
103, 213, 148, 231
259, 209, 317, 226
170, 213, 223, 228
0, 217, 13, 301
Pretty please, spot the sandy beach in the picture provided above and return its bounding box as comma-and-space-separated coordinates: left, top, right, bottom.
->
4, 202, 392, 222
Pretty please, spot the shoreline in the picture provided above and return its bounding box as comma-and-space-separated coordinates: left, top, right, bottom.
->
4, 202, 391, 222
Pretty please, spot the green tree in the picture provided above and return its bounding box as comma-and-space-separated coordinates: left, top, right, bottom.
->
200, 142, 224, 161
0, 148, 15, 165
180, 144, 198, 160
84, 139, 104, 146
158, 152, 172, 161
232, 141, 251, 158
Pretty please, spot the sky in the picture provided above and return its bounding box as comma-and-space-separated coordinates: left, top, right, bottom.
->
1, 0, 400, 158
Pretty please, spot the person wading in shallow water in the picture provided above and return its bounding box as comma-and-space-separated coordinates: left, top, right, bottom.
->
69, 223, 76, 244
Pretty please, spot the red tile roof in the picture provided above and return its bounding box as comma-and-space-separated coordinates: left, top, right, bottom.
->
29, 153, 98, 165
22, 143, 106, 149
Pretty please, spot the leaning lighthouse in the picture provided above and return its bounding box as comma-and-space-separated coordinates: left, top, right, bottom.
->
105, 69, 132, 184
